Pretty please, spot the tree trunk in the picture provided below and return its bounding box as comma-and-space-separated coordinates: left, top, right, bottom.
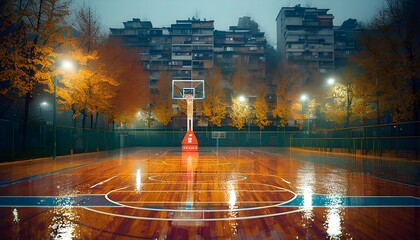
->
72, 109, 77, 154
94, 112, 99, 129
22, 92, 32, 152
82, 112, 86, 129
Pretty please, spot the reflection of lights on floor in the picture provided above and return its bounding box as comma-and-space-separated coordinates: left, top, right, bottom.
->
228, 190, 239, 237
12, 208, 19, 223
229, 190, 237, 208
325, 194, 343, 239
302, 186, 313, 220
49, 206, 79, 240
49, 195, 80, 240
326, 207, 342, 238
135, 168, 142, 193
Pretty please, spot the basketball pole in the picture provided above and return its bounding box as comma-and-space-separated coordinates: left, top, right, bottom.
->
186, 94, 193, 132
182, 94, 198, 151
172, 79, 204, 152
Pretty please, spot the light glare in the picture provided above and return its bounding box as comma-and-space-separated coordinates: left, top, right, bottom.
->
61, 59, 75, 72
327, 78, 335, 86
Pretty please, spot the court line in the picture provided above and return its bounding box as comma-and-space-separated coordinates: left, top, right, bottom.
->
118, 201, 289, 204
81, 206, 304, 222
0, 195, 418, 208
145, 172, 291, 186
124, 181, 292, 191
281, 178, 291, 184
90, 176, 118, 188
105, 185, 298, 213
112, 189, 289, 193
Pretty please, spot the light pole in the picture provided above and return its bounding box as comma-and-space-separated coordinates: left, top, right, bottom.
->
53, 59, 75, 160
300, 94, 310, 133
238, 95, 251, 142
52, 75, 58, 160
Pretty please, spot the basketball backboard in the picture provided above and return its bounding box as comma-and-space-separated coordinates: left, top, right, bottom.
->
172, 80, 205, 100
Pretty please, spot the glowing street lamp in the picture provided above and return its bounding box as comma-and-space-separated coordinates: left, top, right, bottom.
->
53, 59, 76, 160
327, 78, 335, 86
238, 95, 246, 103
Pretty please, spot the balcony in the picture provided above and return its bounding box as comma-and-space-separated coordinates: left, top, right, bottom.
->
172, 55, 193, 60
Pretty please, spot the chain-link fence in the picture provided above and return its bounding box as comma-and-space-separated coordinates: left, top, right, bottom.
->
290, 121, 420, 159
0, 120, 124, 162
1, 119, 419, 162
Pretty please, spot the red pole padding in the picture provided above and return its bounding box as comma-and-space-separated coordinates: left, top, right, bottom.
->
182, 130, 198, 152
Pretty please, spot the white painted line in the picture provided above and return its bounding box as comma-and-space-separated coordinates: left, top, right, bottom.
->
90, 176, 118, 189
81, 206, 303, 221
281, 178, 291, 184
104, 184, 298, 213
119, 200, 289, 204
112, 189, 288, 193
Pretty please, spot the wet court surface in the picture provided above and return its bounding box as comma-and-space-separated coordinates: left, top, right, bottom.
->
0, 147, 419, 239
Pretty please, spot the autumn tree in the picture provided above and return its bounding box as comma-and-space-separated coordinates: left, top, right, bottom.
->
323, 83, 347, 126
350, 73, 378, 125
58, 48, 117, 129
229, 96, 249, 130
272, 63, 304, 128
75, 4, 103, 53
253, 83, 271, 130
203, 66, 227, 127
73, 4, 106, 128
321, 67, 357, 127
354, 0, 420, 122
0, 0, 72, 148
153, 72, 175, 126
97, 39, 149, 128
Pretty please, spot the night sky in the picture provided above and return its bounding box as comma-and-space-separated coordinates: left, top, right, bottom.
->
71, 0, 386, 45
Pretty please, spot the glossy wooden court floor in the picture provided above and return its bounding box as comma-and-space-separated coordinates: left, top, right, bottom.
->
0, 147, 419, 239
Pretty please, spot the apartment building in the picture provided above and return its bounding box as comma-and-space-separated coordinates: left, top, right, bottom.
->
214, 17, 267, 93
149, 28, 172, 90
110, 17, 268, 96
170, 18, 214, 80
334, 18, 363, 69
110, 18, 153, 69
276, 5, 335, 73
110, 19, 172, 92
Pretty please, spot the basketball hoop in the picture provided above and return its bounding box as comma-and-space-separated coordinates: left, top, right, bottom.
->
172, 80, 205, 152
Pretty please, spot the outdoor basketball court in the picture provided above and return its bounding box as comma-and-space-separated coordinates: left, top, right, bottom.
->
0, 147, 418, 239
0, 80, 418, 239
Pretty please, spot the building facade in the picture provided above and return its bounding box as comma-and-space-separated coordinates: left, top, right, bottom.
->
214, 17, 267, 94
110, 19, 172, 92
110, 17, 268, 97
170, 18, 214, 80
334, 18, 362, 70
276, 5, 335, 73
